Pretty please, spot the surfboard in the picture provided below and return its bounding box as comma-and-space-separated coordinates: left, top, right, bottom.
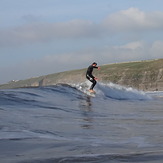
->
87, 90, 96, 96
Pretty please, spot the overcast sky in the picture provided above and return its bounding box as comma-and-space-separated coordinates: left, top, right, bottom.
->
0, 0, 163, 84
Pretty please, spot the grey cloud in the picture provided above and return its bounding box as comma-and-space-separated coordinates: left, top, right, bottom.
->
103, 8, 163, 32
1, 8, 163, 47
0, 20, 101, 47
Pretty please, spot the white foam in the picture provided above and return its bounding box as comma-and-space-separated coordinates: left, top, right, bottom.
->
96, 82, 151, 100
74, 81, 151, 100
74, 81, 96, 97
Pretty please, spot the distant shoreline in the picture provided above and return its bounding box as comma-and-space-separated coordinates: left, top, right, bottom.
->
0, 59, 163, 91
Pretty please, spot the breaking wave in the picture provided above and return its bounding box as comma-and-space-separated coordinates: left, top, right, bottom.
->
75, 81, 151, 100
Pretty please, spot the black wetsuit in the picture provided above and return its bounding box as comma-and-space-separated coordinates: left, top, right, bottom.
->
86, 65, 98, 90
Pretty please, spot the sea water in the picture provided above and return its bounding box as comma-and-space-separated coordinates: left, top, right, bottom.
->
0, 82, 163, 163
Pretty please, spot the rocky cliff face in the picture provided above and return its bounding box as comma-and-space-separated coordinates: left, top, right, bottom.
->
103, 68, 163, 91
0, 59, 163, 91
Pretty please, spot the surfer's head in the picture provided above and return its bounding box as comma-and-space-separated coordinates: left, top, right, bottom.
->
92, 62, 97, 66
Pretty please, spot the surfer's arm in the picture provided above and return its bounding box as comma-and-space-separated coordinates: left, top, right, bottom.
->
94, 66, 100, 70
93, 67, 100, 80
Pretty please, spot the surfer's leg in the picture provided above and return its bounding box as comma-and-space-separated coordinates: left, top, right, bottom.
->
86, 75, 96, 91
90, 79, 96, 90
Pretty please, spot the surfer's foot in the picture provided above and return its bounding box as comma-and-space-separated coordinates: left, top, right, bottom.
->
89, 89, 95, 93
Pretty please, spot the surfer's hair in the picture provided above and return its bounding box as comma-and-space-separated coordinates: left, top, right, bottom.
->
92, 62, 97, 65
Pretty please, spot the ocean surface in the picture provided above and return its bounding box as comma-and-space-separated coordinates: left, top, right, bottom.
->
0, 82, 163, 163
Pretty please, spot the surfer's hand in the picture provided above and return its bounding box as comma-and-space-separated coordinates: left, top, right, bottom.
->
98, 67, 100, 70
94, 77, 98, 80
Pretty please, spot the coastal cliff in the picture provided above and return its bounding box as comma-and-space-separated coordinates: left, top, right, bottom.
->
0, 59, 163, 91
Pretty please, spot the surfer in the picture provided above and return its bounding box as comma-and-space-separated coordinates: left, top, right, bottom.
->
86, 62, 100, 93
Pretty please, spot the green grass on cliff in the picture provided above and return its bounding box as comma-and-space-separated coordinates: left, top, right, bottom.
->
98, 59, 163, 81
